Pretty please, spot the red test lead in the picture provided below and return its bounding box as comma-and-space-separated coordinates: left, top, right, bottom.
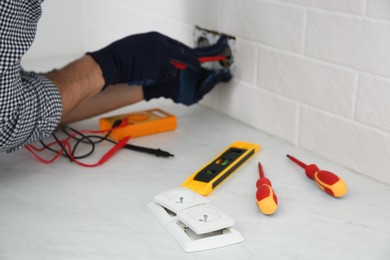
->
287, 155, 348, 198
256, 162, 278, 215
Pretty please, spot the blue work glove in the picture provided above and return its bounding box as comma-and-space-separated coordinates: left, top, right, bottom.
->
142, 67, 232, 105
143, 35, 232, 105
87, 32, 200, 88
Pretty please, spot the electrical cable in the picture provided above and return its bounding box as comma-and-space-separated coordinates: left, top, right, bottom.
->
25, 118, 174, 167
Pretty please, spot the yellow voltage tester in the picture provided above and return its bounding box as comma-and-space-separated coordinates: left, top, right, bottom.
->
182, 141, 260, 196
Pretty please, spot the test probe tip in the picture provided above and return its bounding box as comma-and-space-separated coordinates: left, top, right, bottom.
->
156, 149, 174, 157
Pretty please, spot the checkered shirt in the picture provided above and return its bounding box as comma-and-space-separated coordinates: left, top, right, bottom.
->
0, 0, 62, 153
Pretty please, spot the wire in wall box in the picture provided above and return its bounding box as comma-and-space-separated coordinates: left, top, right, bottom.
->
182, 141, 260, 196
99, 108, 176, 141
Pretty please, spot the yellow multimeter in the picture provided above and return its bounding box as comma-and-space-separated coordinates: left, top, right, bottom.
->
99, 108, 176, 141
182, 141, 260, 195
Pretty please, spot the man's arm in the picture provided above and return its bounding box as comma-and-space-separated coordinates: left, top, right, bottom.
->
0, 55, 106, 152
0, 0, 63, 152
45, 55, 105, 120
60, 83, 144, 125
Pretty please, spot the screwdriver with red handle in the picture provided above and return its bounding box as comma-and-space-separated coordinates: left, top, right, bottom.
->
287, 154, 348, 198
171, 56, 227, 70
256, 162, 278, 215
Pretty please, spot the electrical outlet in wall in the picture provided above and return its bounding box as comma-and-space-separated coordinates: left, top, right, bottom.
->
193, 26, 237, 73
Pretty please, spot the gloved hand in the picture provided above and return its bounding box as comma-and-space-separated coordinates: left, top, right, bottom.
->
87, 32, 200, 88
143, 35, 233, 105
142, 67, 232, 105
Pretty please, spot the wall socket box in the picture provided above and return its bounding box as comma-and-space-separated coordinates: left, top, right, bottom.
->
193, 26, 237, 72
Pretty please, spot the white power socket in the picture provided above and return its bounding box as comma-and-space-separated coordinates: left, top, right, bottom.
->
148, 187, 244, 252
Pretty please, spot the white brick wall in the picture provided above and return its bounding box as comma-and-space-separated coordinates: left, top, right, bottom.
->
306, 10, 390, 78
257, 46, 357, 117
299, 106, 390, 184
215, 0, 389, 184
219, 0, 306, 53
273, 0, 365, 15
356, 74, 390, 131
30, 0, 390, 184
367, 0, 390, 20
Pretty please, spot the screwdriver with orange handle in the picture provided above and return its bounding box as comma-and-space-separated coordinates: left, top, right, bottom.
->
256, 162, 278, 215
287, 155, 348, 198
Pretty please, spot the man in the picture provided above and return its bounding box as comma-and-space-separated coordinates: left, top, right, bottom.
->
0, 0, 231, 153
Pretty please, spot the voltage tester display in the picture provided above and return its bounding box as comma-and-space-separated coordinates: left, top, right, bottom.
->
194, 148, 246, 182
182, 141, 260, 195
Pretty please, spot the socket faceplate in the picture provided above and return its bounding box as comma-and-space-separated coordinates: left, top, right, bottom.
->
154, 187, 209, 213
148, 187, 244, 252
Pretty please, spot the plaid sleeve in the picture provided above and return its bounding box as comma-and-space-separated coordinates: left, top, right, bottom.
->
0, 0, 62, 153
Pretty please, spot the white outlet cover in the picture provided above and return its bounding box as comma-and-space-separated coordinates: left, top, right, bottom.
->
153, 187, 209, 213
147, 202, 244, 252
177, 204, 235, 234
